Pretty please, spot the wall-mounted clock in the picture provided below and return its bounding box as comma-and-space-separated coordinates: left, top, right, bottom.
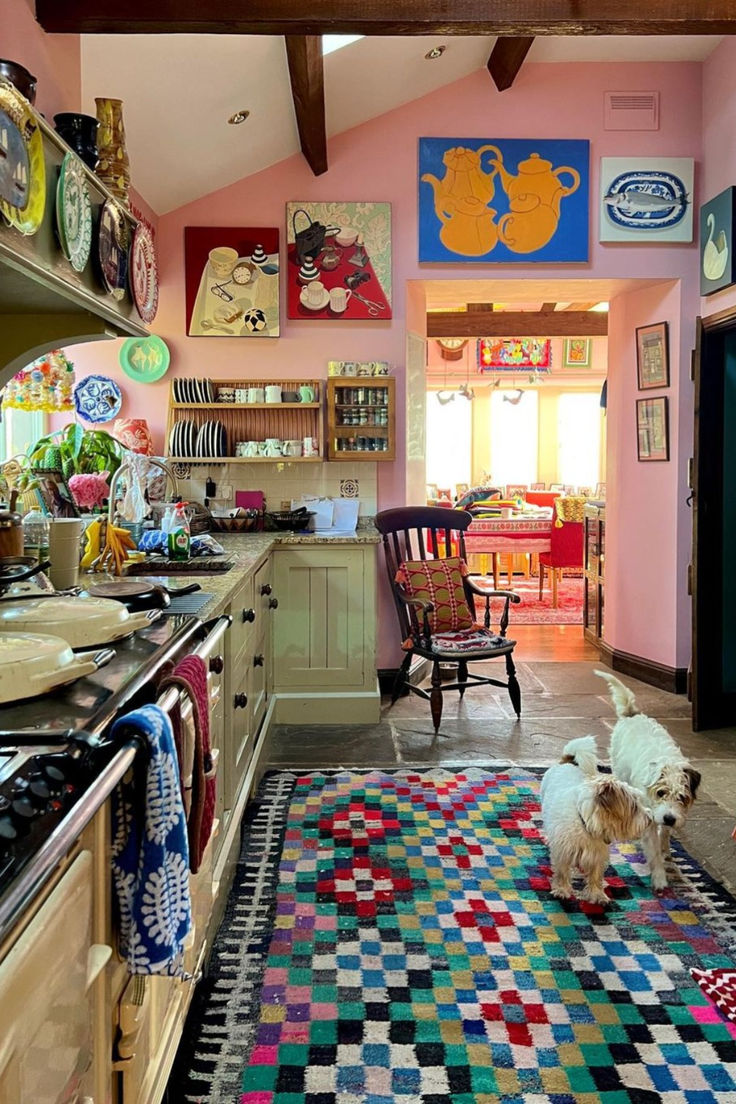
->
436, 338, 468, 361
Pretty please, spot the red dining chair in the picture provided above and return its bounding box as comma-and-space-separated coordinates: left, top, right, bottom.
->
538, 509, 584, 608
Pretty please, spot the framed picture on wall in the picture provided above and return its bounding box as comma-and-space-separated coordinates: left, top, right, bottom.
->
184, 226, 280, 337
700, 186, 736, 296
636, 396, 669, 462
636, 321, 669, 389
562, 337, 592, 368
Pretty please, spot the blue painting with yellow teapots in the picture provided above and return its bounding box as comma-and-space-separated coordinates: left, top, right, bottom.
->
418, 137, 589, 263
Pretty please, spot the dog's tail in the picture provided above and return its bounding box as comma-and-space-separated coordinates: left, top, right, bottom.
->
559, 735, 600, 777
594, 669, 640, 718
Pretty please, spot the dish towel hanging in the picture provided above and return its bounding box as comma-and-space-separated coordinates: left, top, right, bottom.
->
110, 704, 192, 976
159, 654, 216, 874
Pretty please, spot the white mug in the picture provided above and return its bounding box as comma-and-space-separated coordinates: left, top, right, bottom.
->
264, 438, 282, 457
329, 286, 352, 313
304, 280, 326, 306
247, 387, 265, 403
281, 440, 302, 457
234, 387, 248, 404
265, 385, 282, 403
244, 441, 259, 457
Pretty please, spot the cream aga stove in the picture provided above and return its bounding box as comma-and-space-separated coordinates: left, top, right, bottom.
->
0, 611, 230, 1104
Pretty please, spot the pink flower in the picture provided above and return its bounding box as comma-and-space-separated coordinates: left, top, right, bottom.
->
68, 471, 110, 509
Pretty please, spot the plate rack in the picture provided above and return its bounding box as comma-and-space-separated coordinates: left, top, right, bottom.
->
165, 378, 323, 462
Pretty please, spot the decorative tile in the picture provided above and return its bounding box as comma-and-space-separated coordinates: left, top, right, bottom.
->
340, 478, 360, 498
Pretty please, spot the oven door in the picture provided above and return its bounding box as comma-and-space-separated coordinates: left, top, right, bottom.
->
0, 849, 110, 1104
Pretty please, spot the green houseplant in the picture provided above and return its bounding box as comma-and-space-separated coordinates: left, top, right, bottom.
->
27, 422, 124, 481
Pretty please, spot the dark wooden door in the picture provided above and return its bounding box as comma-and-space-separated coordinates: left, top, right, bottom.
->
692, 311, 736, 729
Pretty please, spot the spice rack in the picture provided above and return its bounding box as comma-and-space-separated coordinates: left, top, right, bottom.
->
325, 376, 395, 461
165, 378, 323, 462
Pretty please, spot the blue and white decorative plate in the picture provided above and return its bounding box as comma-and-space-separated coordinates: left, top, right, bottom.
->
73, 374, 123, 423
603, 170, 690, 231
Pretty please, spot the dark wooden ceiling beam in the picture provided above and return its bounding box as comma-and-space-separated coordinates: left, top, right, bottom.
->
487, 37, 535, 91
540, 302, 557, 313
427, 309, 608, 338
285, 36, 328, 176
35, 1, 736, 35
467, 302, 494, 312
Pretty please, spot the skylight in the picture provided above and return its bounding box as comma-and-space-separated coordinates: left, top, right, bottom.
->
322, 35, 365, 56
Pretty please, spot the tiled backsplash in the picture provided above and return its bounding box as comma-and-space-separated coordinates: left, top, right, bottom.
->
176, 461, 378, 515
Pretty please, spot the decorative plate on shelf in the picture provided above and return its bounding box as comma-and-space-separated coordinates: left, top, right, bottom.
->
129, 221, 159, 323
55, 152, 92, 272
119, 335, 170, 383
97, 198, 129, 300
0, 81, 46, 235
73, 374, 123, 423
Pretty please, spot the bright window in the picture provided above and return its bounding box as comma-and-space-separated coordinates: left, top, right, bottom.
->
425, 392, 472, 490
0, 408, 44, 464
557, 393, 601, 489
490, 390, 539, 487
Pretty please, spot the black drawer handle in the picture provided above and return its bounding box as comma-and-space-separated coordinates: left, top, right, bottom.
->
268, 597, 279, 610
242, 608, 256, 623
209, 654, 224, 674
253, 654, 264, 667
233, 692, 248, 709
260, 583, 272, 596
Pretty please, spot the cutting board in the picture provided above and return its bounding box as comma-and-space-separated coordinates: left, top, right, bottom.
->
235, 491, 265, 511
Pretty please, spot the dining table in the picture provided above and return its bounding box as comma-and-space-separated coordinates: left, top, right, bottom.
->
464, 513, 553, 589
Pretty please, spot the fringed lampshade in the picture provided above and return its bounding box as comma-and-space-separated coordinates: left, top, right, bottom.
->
2, 350, 75, 412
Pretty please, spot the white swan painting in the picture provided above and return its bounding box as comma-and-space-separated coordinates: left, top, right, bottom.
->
700, 187, 736, 296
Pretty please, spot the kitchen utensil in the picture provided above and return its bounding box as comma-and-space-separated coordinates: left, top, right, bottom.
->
0, 59, 37, 103
129, 221, 159, 323
119, 335, 170, 383
0, 632, 114, 704
97, 198, 129, 300
0, 594, 161, 649
0, 508, 24, 559
55, 152, 92, 273
86, 579, 200, 612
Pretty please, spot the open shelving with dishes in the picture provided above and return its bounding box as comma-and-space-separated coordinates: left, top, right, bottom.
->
325, 376, 396, 461
165, 377, 323, 462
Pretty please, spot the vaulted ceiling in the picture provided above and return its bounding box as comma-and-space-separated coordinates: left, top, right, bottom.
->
36, 2, 731, 213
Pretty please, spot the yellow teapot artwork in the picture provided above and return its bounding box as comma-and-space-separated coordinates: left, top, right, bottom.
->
419, 137, 589, 263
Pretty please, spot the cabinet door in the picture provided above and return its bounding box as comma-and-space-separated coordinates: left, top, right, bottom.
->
272, 548, 367, 688
226, 649, 252, 810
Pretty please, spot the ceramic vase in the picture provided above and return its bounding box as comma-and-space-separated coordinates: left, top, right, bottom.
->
94, 97, 130, 203
53, 113, 99, 171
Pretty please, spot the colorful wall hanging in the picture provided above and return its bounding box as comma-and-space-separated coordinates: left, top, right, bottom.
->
286, 202, 392, 320
418, 137, 589, 263
477, 338, 552, 371
599, 157, 694, 243
700, 187, 736, 296
562, 338, 592, 368
184, 226, 280, 337
2, 350, 75, 412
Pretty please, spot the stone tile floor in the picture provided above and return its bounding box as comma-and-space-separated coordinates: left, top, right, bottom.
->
266, 639, 736, 897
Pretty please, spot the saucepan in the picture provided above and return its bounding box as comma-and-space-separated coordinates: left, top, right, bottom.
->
0, 632, 114, 704
85, 578, 201, 612
0, 595, 162, 649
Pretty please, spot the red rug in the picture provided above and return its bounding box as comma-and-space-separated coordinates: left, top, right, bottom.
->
485, 574, 584, 625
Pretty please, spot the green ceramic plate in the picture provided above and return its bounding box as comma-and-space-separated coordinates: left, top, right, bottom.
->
119, 335, 171, 383
56, 152, 92, 272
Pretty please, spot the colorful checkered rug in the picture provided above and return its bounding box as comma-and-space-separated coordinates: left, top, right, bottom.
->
171, 769, 736, 1103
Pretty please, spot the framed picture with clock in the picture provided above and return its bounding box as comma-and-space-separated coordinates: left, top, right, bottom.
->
435, 338, 468, 361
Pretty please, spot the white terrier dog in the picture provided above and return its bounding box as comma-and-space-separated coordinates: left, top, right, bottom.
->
596, 669, 701, 890
540, 735, 653, 905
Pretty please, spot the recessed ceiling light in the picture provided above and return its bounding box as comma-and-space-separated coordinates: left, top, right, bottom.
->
228, 109, 250, 125
425, 45, 446, 60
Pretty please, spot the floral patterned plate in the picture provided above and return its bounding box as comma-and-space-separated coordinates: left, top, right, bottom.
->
97, 198, 129, 300
56, 152, 92, 272
73, 374, 123, 423
0, 81, 46, 235
129, 221, 159, 323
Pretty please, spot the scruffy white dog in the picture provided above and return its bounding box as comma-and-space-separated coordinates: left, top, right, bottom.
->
540, 735, 653, 905
596, 669, 701, 890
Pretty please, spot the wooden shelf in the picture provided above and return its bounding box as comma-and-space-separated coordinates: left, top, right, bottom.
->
171, 402, 320, 410
169, 456, 323, 464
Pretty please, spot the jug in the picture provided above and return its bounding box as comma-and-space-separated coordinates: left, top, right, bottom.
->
435, 196, 498, 257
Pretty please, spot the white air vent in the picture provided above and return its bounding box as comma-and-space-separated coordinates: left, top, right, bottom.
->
604, 91, 659, 131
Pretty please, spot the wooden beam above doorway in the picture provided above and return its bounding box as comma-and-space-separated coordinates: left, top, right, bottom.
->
487, 37, 535, 91
35, 1, 736, 35
285, 36, 328, 176
427, 308, 608, 338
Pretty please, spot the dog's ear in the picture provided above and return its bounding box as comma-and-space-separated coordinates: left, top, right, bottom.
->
685, 767, 702, 798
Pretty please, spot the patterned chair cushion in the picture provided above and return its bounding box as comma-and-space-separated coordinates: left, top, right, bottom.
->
396, 557, 474, 634
430, 628, 514, 655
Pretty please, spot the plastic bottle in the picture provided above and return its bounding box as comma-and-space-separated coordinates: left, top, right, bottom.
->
167, 501, 191, 561
22, 509, 50, 562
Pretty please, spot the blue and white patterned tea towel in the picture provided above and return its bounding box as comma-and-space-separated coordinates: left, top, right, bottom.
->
110, 704, 192, 975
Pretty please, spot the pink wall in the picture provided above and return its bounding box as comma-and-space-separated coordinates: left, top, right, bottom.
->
702, 37, 736, 318
64, 59, 704, 670
4, 0, 80, 117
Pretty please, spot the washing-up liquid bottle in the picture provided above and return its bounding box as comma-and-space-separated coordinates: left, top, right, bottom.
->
167, 501, 191, 561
